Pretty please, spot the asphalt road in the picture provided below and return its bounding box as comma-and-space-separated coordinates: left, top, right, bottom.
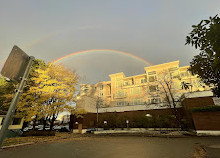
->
1, 136, 220, 158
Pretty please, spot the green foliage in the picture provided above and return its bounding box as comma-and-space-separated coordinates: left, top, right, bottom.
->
186, 15, 220, 97
190, 105, 220, 113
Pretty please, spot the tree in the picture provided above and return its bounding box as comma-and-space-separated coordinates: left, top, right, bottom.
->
186, 15, 220, 97
147, 70, 183, 128
18, 63, 78, 130
0, 76, 16, 113
0, 59, 47, 116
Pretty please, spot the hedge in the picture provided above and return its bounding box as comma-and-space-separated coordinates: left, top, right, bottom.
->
190, 105, 220, 113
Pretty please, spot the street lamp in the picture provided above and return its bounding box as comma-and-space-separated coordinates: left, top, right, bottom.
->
126, 120, 129, 129
146, 114, 152, 117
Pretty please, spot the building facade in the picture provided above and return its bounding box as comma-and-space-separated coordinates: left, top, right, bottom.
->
77, 60, 209, 112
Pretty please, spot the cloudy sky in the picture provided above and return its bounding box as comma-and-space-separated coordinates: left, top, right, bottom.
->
0, 0, 219, 84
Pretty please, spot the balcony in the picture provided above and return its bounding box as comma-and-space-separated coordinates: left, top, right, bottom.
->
113, 92, 127, 99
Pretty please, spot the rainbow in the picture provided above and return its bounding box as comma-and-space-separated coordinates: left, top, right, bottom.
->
51, 49, 152, 66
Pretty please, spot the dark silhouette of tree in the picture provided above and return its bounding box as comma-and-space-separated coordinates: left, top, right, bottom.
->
186, 15, 220, 97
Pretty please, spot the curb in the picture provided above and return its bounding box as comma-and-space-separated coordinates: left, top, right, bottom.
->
1, 142, 35, 149
1, 137, 70, 150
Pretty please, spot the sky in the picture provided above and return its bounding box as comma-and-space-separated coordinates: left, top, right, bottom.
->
0, 0, 219, 84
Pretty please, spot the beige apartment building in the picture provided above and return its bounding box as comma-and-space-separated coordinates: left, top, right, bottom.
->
77, 60, 209, 112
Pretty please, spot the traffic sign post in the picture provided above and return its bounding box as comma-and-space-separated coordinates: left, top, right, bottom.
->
0, 46, 34, 148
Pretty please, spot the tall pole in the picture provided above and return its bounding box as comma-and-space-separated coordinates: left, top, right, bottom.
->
96, 87, 100, 131
96, 102, 98, 131
0, 56, 34, 148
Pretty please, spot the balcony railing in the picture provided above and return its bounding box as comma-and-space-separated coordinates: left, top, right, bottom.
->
113, 93, 127, 99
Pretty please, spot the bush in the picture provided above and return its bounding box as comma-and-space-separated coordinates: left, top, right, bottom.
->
98, 113, 179, 128
190, 105, 220, 113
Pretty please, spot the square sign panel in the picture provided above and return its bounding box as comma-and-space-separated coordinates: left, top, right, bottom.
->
1, 45, 30, 82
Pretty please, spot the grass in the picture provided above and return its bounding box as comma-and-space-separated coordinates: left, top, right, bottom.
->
2, 133, 79, 147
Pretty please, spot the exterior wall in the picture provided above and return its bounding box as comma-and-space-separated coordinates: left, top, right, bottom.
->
181, 94, 220, 135
0, 116, 24, 130
181, 96, 215, 130
70, 108, 184, 130
77, 60, 210, 113
192, 111, 220, 131
182, 97, 214, 109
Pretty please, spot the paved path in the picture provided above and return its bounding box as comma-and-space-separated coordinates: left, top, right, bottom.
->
1, 136, 220, 158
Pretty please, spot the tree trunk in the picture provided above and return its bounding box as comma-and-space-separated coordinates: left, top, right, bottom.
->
33, 115, 38, 130
43, 117, 48, 131
50, 114, 56, 131
33, 119, 36, 130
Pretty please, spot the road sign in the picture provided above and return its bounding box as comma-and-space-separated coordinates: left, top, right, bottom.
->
0, 46, 34, 148
1, 45, 30, 81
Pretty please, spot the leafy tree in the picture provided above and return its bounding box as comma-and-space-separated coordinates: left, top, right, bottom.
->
18, 63, 78, 130
186, 15, 220, 97
0, 59, 47, 110
0, 59, 47, 129
0, 76, 16, 113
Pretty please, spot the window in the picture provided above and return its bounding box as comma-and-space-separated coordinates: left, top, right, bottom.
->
148, 71, 156, 75
168, 67, 178, 72
132, 99, 144, 105
12, 118, 22, 125
100, 84, 103, 90
149, 76, 157, 82
83, 86, 89, 93
1, 118, 5, 125
1, 118, 22, 125
148, 98, 161, 104
124, 81, 132, 86
116, 81, 122, 88
116, 100, 126, 106
170, 71, 180, 79
99, 93, 104, 97
149, 85, 158, 92
180, 72, 189, 78
130, 87, 141, 95
115, 90, 126, 98
140, 78, 147, 83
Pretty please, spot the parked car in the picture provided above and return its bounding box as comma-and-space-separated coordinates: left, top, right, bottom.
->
53, 125, 62, 131
60, 125, 70, 132
86, 128, 96, 133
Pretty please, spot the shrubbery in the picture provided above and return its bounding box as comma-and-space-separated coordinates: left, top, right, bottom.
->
190, 105, 220, 113
98, 113, 178, 128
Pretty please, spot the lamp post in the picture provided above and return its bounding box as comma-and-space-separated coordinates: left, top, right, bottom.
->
104, 121, 107, 130
126, 120, 129, 129
96, 95, 100, 131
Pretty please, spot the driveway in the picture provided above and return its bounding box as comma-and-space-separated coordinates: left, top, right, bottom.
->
1, 136, 220, 158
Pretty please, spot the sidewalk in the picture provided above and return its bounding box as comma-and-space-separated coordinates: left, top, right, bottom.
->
93, 129, 196, 137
